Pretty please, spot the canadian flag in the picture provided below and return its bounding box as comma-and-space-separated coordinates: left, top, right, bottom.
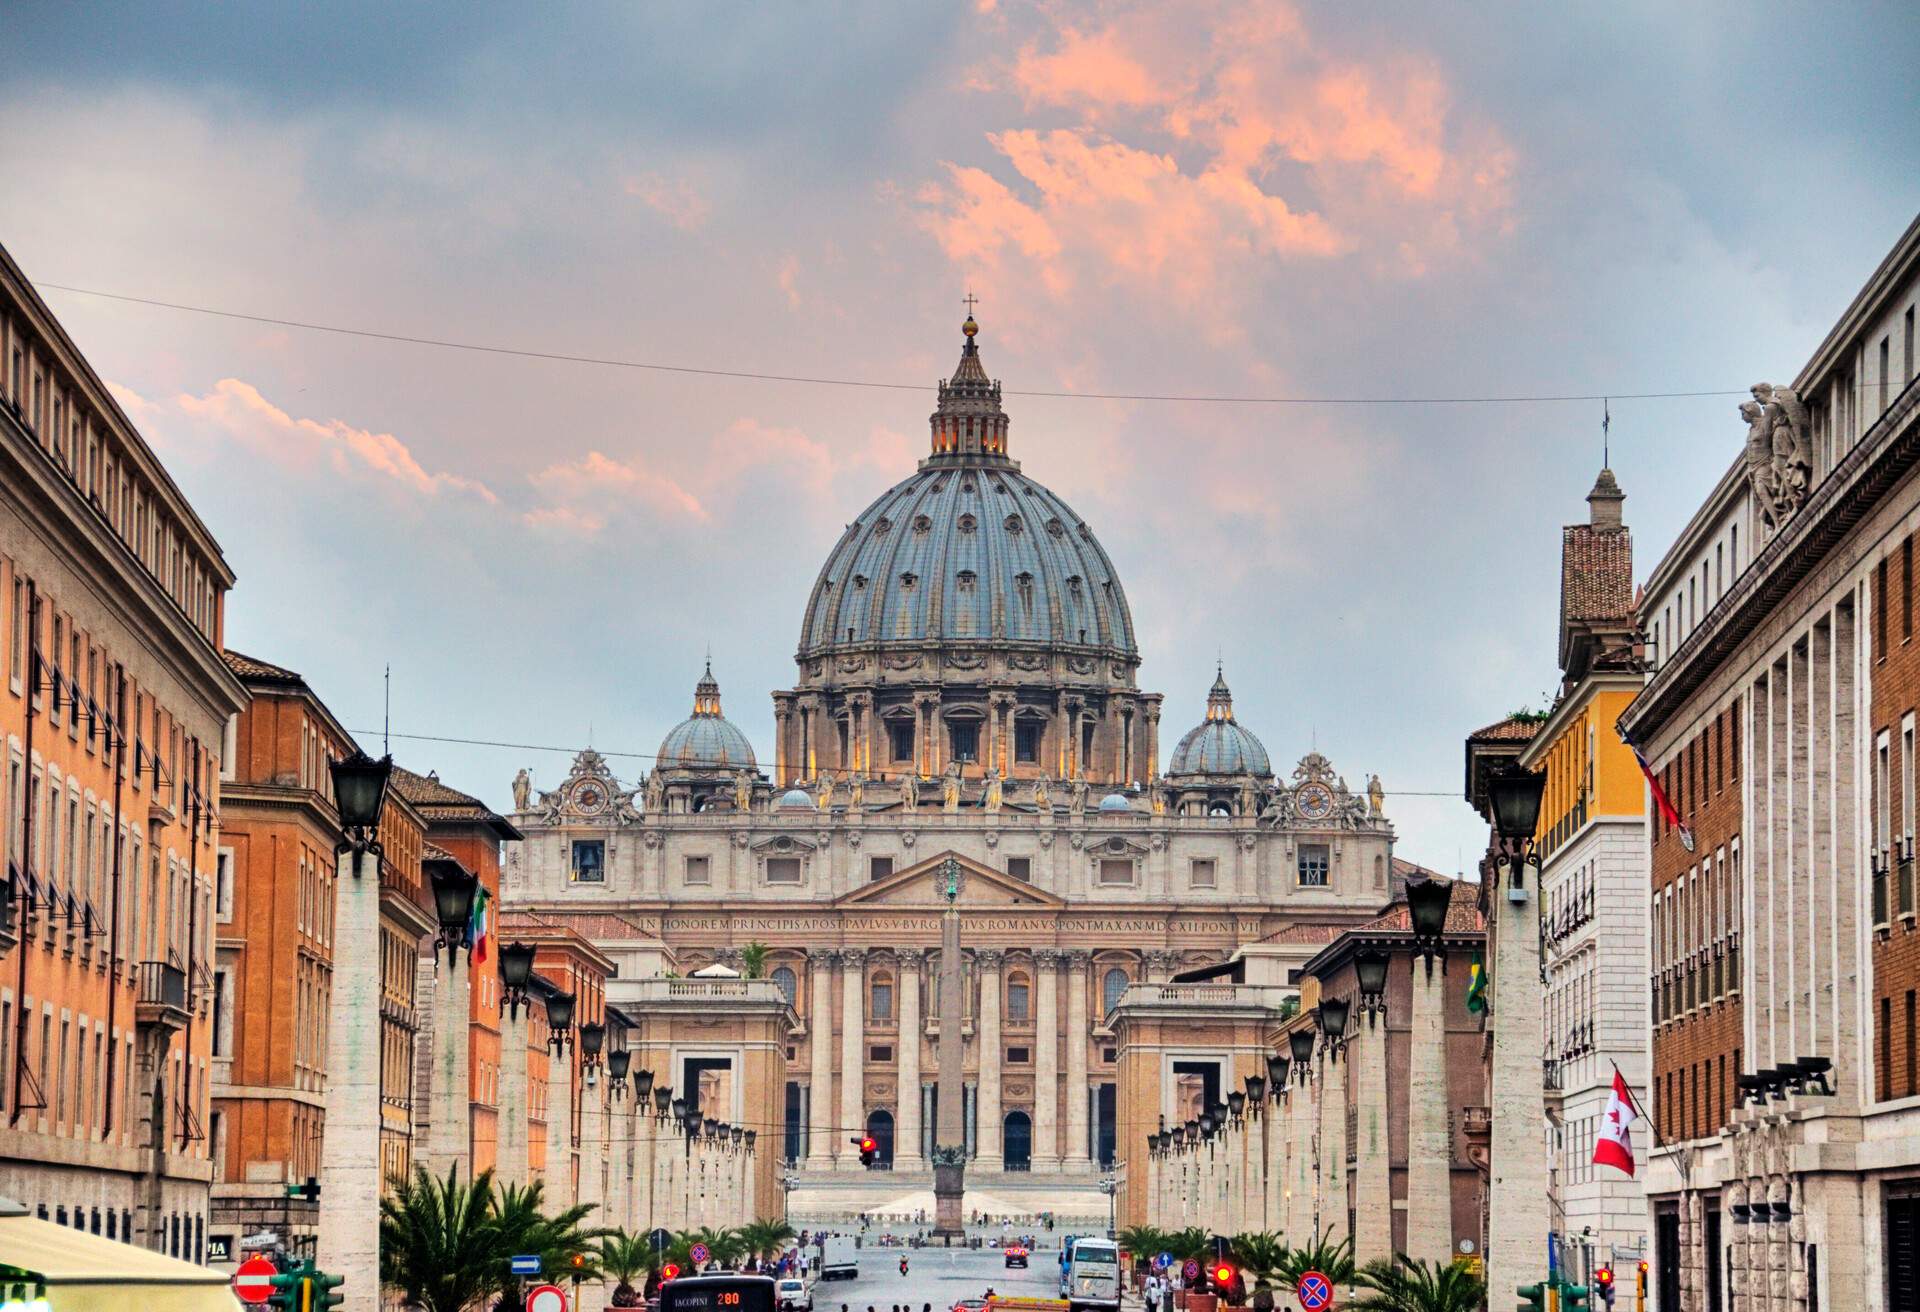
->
1592, 1067, 1640, 1176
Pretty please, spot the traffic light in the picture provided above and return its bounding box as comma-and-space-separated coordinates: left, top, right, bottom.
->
662, 1263, 682, 1282
268, 1266, 307, 1312
1211, 1263, 1236, 1292
852, 1135, 877, 1166
1517, 1282, 1547, 1312
311, 1272, 346, 1312
1593, 1267, 1615, 1309
1561, 1281, 1591, 1312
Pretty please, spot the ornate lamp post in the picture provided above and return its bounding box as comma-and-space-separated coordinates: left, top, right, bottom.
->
607, 1048, 632, 1092
1354, 949, 1390, 1024
499, 942, 537, 1018
1315, 996, 1352, 1056
1403, 873, 1458, 1266
1488, 765, 1548, 899
421, 860, 479, 1178
316, 746, 393, 1312
1405, 876, 1452, 968
493, 943, 538, 1188
546, 991, 577, 1052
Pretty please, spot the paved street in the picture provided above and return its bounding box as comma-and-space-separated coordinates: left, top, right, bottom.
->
800, 1235, 1075, 1312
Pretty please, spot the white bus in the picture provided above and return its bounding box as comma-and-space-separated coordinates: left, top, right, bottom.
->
1064, 1237, 1121, 1312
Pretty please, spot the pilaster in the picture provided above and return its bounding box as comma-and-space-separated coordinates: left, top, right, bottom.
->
317, 850, 382, 1312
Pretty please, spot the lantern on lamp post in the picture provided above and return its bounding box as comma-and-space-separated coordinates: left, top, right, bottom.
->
1287, 1027, 1316, 1078
1316, 995, 1351, 1057
499, 941, 536, 1019
328, 748, 393, 872
1405, 876, 1453, 972
1487, 764, 1547, 899
1354, 948, 1390, 1024
579, 1020, 605, 1084
546, 990, 576, 1052
427, 862, 478, 965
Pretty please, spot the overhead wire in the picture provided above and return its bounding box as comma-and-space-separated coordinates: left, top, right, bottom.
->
38, 280, 1750, 407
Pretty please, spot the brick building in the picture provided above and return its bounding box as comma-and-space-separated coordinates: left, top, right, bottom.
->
0, 239, 247, 1259
1620, 212, 1920, 1311
208, 653, 435, 1261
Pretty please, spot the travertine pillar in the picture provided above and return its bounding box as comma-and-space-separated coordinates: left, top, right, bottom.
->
1064, 951, 1091, 1168
839, 948, 867, 1165
977, 949, 1004, 1162
605, 1095, 628, 1230
1286, 1072, 1315, 1240
1243, 1106, 1265, 1234
1318, 1049, 1348, 1246
1265, 1088, 1286, 1233
317, 850, 381, 1312
633, 1099, 655, 1229
1032, 950, 1061, 1170
806, 949, 836, 1167
1353, 1012, 1392, 1265
1405, 958, 1453, 1267
1487, 856, 1550, 1310
426, 951, 471, 1180
577, 1081, 606, 1312
550, 1043, 575, 1207
497, 1006, 530, 1187
896, 949, 923, 1167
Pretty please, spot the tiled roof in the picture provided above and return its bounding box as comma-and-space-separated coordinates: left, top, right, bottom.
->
423, 842, 460, 864
391, 765, 520, 837
1561, 524, 1634, 625
1468, 715, 1543, 743
1260, 922, 1346, 946
1354, 876, 1484, 935
222, 649, 303, 682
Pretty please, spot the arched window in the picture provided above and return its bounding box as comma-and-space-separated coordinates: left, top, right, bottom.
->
1006, 972, 1031, 1022
772, 966, 798, 1005
1004, 1110, 1032, 1171
870, 972, 894, 1021
1103, 967, 1130, 1013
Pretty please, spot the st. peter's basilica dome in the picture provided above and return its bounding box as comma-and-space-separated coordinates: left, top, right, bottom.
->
656, 663, 757, 771
1166, 667, 1272, 777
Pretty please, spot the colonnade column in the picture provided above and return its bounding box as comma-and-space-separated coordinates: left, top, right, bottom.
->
577, 1080, 606, 1312
550, 1046, 576, 1208
976, 949, 1004, 1164
425, 950, 471, 1180
497, 1003, 531, 1188
806, 949, 836, 1168
1486, 855, 1550, 1310
1242, 1105, 1264, 1235
633, 1097, 656, 1230
316, 850, 381, 1312
839, 948, 868, 1167
1031, 950, 1061, 1170
1318, 1049, 1348, 1246
1405, 957, 1454, 1267
1265, 1084, 1286, 1236
1064, 951, 1091, 1168
1353, 1009, 1392, 1265
896, 949, 924, 1168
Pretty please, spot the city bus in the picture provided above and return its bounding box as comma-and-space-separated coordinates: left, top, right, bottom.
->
658, 1274, 779, 1312
1063, 1237, 1121, 1312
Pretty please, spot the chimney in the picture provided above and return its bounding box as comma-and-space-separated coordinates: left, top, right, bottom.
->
1587, 467, 1625, 529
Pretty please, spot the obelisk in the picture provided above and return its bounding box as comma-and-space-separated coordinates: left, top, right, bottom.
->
932, 857, 968, 1241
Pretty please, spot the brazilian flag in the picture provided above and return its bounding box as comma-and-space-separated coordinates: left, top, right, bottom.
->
1465, 951, 1488, 1014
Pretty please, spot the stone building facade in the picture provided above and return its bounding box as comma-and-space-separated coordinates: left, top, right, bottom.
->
503, 318, 1401, 1210
0, 237, 247, 1259
1620, 212, 1920, 1312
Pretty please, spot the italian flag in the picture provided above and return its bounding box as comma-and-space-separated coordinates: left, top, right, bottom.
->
470, 883, 491, 963
1593, 1067, 1640, 1176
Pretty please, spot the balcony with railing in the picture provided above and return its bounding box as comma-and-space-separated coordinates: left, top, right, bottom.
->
136, 960, 190, 1032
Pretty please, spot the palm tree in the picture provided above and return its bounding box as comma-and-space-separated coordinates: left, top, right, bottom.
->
1350, 1256, 1484, 1312
1165, 1227, 1213, 1263
739, 941, 770, 980
1274, 1229, 1356, 1288
689, 1224, 746, 1269
601, 1230, 653, 1308
492, 1178, 606, 1283
379, 1165, 501, 1312
1229, 1232, 1289, 1287
1117, 1226, 1169, 1264
739, 1218, 798, 1265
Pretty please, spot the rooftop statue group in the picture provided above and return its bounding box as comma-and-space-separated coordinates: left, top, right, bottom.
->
1743, 381, 1813, 537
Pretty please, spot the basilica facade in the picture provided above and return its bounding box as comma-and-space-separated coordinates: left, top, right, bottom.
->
502, 317, 1404, 1196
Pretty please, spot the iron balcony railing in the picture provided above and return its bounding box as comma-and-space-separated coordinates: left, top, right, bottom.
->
137, 960, 188, 1011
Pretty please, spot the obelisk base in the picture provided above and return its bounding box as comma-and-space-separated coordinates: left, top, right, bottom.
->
932, 1159, 967, 1242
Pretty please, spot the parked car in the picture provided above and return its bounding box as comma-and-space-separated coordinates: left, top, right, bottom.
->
777, 1278, 813, 1312
1005, 1247, 1029, 1269
952, 1300, 990, 1312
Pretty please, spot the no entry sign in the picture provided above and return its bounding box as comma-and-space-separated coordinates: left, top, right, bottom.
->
526, 1284, 569, 1312
1297, 1271, 1334, 1312
232, 1256, 278, 1304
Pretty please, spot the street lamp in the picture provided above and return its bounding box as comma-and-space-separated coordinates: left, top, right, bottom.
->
703, 1116, 719, 1139
579, 1021, 605, 1084
427, 862, 478, 964
545, 990, 577, 1052
1316, 996, 1351, 1056
1198, 1109, 1217, 1138
499, 941, 536, 1019
328, 748, 393, 870
607, 1048, 632, 1095
1488, 764, 1547, 897
1287, 1028, 1315, 1077
1405, 876, 1452, 971
1355, 949, 1390, 1024
670, 1096, 687, 1122
745, 1130, 756, 1155
635, 1068, 656, 1100
652, 1084, 671, 1117
1245, 1074, 1266, 1107
1227, 1090, 1247, 1123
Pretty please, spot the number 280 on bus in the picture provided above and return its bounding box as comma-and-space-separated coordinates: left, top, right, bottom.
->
658, 1275, 777, 1312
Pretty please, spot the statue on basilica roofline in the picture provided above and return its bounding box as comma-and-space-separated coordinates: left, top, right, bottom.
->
734, 769, 754, 813
1032, 775, 1052, 812
1744, 382, 1812, 537
849, 772, 865, 809
645, 771, 665, 814
512, 767, 532, 812
816, 771, 837, 811
1238, 773, 1257, 817
901, 771, 920, 813
983, 768, 1003, 813
941, 764, 962, 813
1068, 772, 1088, 817
1368, 773, 1386, 817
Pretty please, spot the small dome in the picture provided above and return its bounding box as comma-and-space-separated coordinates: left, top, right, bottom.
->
1098, 791, 1133, 813
657, 663, 758, 771
1167, 666, 1272, 777
777, 788, 817, 811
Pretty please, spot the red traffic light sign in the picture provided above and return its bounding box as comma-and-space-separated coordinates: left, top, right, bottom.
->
662, 1264, 682, 1281
1297, 1271, 1334, 1312
233, 1256, 278, 1304
1213, 1265, 1236, 1287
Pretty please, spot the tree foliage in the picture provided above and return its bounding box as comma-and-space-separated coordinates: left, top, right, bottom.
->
378, 1167, 606, 1312
1350, 1256, 1485, 1312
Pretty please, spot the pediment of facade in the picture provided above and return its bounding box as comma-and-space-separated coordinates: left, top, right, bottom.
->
835, 850, 1066, 909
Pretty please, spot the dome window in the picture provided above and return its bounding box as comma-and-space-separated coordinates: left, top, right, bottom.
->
1067, 575, 1083, 599
1046, 517, 1066, 538
853, 574, 868, 590
1005, 514, 1024, 534
900, 572, 918, 588
874, 516, 892, 535
914, 515, 933, 534
962, 478, 976, 494
931, 479, 947, 493
1015, 572, 1035, 612
956, 570, 978, 593
991, 479, 1008, 494
958, 514, 978, 534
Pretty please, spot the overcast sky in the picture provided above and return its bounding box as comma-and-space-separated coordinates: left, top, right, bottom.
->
3, 2, 1916, 873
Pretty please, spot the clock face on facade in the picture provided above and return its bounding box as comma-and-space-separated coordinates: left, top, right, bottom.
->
572, 782, 608, 815
1295, 782, 1335, 822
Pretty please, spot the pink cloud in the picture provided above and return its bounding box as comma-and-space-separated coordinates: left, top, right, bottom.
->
1013, 26, 1165, 113
527, 449, 710, 529
172, 378, 497, 501
625, 172, 711, 231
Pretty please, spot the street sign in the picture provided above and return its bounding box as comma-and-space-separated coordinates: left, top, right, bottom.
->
526, 1284, 568, 1312
1297, 1271, 1334, 1312
511, 1255, 543, 1276
233, 1256, 278, 1305
1181, 1259, 1200, 1283
649, 1228, 675, 1254
691, 1242, 712, 1265
1154, 1253, 1172, 1271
